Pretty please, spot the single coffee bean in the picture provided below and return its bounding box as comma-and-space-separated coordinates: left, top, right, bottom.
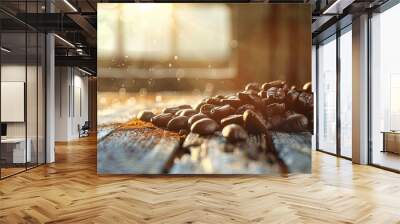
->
243, 109, 270, 134
195, 102, 206, 112
266, 87, 278, 101
175, 109, 185, 116
210, 105, 236, 121
222, 124, 248, 143
179, 129, 189, 136
282, 84, 290, 93
286, 88, 300, 108
220, 99, 242, 108
179, 109, 197, 117
137, 111, 155, 122
275, 88, 286, 102
178, 104, 192, 109
205, 97, 222, 105
245, 82, 261, 91
162, 107, 180, 114
188, 113, 208, 127
281, 113, 309, 132
268, 114, 286, 130
221, 114, 243, 127
258, 91, 268, 98
236, 104, 256, 114
238, 92, 263, 110
200, 104, 215, 116
151, 113, 175, 128
261, 80, 285, 90
167, 116, 189, 131
302, 82, 312, 93
264, 103, 286, 117
191, 118, 219, 135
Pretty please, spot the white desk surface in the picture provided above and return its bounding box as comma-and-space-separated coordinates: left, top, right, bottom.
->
1, 138, 27, 144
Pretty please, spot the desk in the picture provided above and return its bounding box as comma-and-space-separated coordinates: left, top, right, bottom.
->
381, 131, 400, 154
1, 138, 31, 163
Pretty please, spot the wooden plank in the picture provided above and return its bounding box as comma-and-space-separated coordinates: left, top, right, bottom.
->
270, 132, 311, 173
97, 120, 181, 174
98, 119, 311, 174
170, 133, 283, 174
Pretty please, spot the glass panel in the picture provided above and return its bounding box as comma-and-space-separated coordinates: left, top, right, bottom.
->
317, 36, 337, 154
339, 29, 352, 158
1, 30, 28, 177
27, 31, 38, 169
371, 4, 400, 171
38, 32, 45, 165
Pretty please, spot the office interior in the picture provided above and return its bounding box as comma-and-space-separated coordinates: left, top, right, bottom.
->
0, 0, 399, 177
0, 0, 97, 179
0, 0, 399, 222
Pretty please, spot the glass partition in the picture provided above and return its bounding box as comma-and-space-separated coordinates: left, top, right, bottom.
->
0, 2, 46, 179
1, 31, 28, 177
371, 3, 400, 171
317, 35, 337, 154
339, 27, 352, 158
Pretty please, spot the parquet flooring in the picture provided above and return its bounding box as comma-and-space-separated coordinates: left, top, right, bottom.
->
1, 136, 400, 223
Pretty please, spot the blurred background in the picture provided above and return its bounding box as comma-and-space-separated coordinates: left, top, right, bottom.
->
97, 3, 311, 125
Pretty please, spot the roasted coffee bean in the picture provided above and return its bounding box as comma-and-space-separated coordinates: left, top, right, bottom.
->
162, 107, 180, 114
282, 84, 289, 93
151, 113, 175, 128
210, 105, 236, 121
222, 124, 248, 143
179, 109, 197, 117
220, 114, 243, 127
167, 116, 189, 131
281, 113, 309, 132
264, 103, 286, 117
245, 82, 261, 91
243, 109, 270, 134
268, 114, 286, 130
188, 113, 208, 127
258, 91, 268, 98
137, 111, 155, 122
200, 104, 215, 116
261, 80, 285, 90
195, 102, 206, 112
205, 97, 222, 105
238, 92, 263, 109
236, 104, 256, 114
175, 109, 184, 116
286, 88, 300, 108
179, 105, 192, 109
227, 95, 238, 99
220, 99, 242, 108
302, 82, 312, 93
275, 88, 286, 102
191, 118, 219, 135
179, 129, 189, 136
266, 87, 278, 102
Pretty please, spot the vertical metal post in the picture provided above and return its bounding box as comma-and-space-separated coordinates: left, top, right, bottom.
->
336, 28, 341, 157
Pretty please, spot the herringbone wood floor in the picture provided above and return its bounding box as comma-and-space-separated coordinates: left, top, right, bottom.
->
1, 136, 400, 224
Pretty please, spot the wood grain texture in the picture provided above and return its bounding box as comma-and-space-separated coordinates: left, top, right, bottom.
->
1, 136, 400, 224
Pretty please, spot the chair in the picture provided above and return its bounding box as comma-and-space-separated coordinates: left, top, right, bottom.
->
79, 121, 90, 138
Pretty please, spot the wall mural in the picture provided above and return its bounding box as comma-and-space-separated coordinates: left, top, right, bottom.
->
97, 3, 313, 174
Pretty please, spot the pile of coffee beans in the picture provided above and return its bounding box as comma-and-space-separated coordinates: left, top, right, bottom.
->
137, 80, 313, 143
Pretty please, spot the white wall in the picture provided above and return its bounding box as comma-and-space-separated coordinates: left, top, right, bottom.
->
55, 67, 89, 141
